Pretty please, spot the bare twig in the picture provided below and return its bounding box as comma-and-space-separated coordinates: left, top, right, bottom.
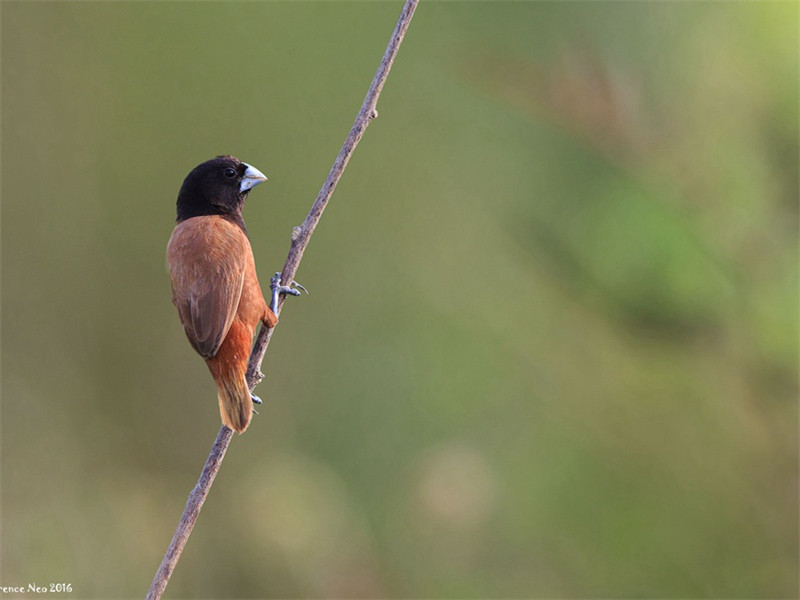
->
146, 2, 419, 599
247, 0, 419, 385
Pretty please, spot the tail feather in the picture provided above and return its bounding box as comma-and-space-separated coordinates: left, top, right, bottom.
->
216, 375, 253, 433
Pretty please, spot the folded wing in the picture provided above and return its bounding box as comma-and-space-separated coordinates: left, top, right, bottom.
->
167, 218, 247, 358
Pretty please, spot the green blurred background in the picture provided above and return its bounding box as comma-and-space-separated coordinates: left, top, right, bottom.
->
2, 1, 797, 598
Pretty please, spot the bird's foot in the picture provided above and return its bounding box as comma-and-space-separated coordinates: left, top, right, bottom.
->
270, 272, 307, 313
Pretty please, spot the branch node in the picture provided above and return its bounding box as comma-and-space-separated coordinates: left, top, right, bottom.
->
369, 109, 379, 121
291, 226, 302, 242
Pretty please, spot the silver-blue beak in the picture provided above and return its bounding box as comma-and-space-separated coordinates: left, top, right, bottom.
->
240, 163, 268, 192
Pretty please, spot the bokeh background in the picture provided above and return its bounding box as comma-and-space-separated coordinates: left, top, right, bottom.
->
2, 1, 797, 598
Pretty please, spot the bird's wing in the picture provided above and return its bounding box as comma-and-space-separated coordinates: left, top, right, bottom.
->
167, 218, 247, 358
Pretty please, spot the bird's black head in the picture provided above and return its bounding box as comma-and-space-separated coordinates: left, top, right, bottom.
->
176, 155, 267, 231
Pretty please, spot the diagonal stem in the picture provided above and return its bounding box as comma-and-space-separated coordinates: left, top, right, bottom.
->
247, 0, 420, 385
145, 2, 419, 599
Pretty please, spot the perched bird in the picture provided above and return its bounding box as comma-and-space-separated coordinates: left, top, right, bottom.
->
167, 155, 299, 433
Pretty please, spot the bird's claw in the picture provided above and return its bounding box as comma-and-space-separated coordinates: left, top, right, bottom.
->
270, 272, 307, 313
270, 272, 307, 296
290, 280, 309, 295
251, 393, 262, 416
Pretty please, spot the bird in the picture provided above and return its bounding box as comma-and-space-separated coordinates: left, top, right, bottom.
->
166, 155, 300, 433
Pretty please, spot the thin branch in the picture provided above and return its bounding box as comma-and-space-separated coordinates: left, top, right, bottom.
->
144, 426, 233, 600
247, 0, 419, 385
145, 2, 419, 599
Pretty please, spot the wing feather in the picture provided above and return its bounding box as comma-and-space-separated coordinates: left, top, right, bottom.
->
167, 218, 247, 358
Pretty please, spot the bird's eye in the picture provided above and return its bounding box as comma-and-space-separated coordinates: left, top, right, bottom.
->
222, 167, 236, 179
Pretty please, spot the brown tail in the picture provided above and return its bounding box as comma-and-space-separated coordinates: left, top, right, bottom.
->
205, 320, 256, 433
215, 374, 253, 433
